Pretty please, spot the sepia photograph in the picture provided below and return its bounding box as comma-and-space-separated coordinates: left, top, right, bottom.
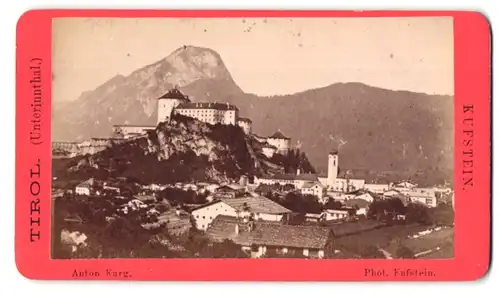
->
51, 17, 455, 260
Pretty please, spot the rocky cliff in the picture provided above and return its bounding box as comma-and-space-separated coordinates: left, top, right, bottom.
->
60, 115, 263, 184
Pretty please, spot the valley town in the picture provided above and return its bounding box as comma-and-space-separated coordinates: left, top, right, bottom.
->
52, 88, 455, 260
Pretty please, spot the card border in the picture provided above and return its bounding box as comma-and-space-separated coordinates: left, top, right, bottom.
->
15, 9, 491, 281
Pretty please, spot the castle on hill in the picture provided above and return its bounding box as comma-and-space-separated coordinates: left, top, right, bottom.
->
53, 88, 292, 158
112, 88, 292, 156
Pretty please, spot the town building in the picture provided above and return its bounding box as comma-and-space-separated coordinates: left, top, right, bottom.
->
321, 209, 350, 221
394, 180, 418, 190
111, 125, 155, 139
190, 196, 291, 231
75, 179, 93, 196
157, 88, 191, 124
317, 150, 367, 193
256, 151, 368, 195
383, 189, 401, 197
304, 213, 323, 223
352, 192, 375, 203
175, 102, 238, 125
254, 173, 319, 189
141, 209, 192, 236
401, 189, 438, 208
157, 210, 192, 236
133, 194, 157, 203
213, 184, 245, 199
253, 134, 268, 144
52, 141, 81, 157
300, 182, 327, 201
343, 199, 371, 216
206, 215, 334, 258
364, 183, 391, 194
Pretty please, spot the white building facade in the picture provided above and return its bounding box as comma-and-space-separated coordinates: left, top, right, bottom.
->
75, 184, 90, 196
174, 102, 238, 125
191, 197, 290, 231
237, 118, 252, 135
157, 88, 190, 125
301, 183, 326, 201
266, 131, 291, 154
191, 201, 236, 231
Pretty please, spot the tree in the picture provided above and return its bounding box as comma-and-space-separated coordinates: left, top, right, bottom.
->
367, 198, 406, 221
406, 203, 431, 225
278, 192, 322, 213
271, 148, 316, 174
360, 245, 386, 259
324, 198, 342, 210
428, 203, 454, 226
158, 187, 203, 205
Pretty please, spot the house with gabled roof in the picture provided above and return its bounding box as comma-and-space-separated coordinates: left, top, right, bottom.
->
266, 130, 291, 154
206, 215, 334, 258
300, 182, 327, 202
75, 178, 95, 196
190, 196, 291, 231
394, 180, 418, 190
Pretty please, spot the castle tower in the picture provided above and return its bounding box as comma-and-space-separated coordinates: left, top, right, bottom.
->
156, 88, 190, 125
327, 150, 339, 189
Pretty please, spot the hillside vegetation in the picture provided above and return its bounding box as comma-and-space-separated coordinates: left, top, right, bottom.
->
53, 114, 316, 185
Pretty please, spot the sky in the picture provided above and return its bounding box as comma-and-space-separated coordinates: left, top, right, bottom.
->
52, 17, 454, 101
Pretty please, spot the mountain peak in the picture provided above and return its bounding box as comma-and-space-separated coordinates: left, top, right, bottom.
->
162, 45, 231, 82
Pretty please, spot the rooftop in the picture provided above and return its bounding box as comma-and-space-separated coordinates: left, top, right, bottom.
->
400, 190, 436, 198
329, 149, 339, 155
222, 197, 291, 214
176, 102, 238, 111
259, 173, 319, 182
158, 88, 190, 101
207, 215, 333, 249
262, 144, 277, 150
344, 198, 371, 208
301, 182, 324, 189
237, 117, 252, 123
215, 184, 245, 192
269, 131, 290, 140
